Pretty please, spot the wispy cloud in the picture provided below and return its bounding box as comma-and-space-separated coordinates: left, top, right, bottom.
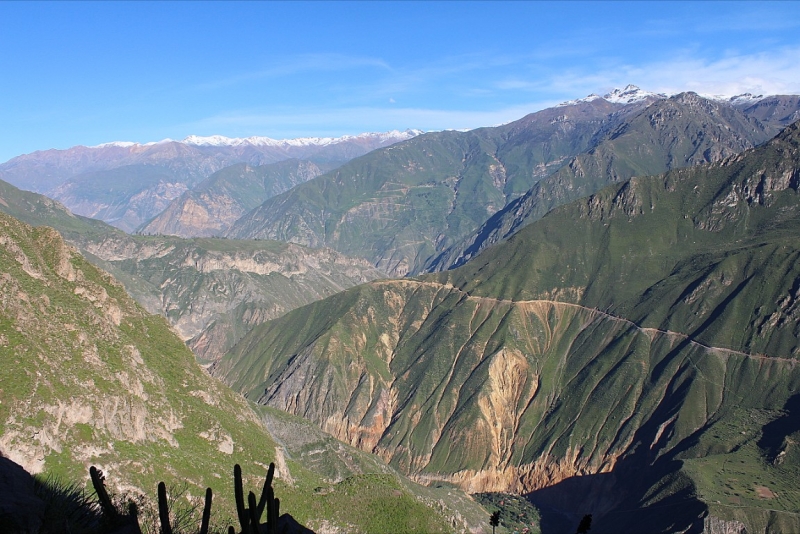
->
194, 53, 392, 91
171, 39, 800, 141
181, 102, 557, 138
619, 46, 800, 97
491, 46, 800, 101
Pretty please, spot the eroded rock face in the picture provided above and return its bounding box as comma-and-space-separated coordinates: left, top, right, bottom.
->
141, 160, 325, 238
703, 516, 748, 534
73, 232, 386, 362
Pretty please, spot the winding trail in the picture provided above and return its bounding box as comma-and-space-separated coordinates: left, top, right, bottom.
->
374, 278, 798, 365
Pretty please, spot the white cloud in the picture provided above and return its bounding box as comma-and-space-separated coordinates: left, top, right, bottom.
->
194, 53, 392, 91
181, 102, 558, 139
546, 46, 800, 99
172, 46, 800, 140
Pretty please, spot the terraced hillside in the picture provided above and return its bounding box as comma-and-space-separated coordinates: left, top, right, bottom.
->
215, 122, 800, 533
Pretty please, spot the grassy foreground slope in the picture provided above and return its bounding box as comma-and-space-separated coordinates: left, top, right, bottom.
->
0, 210, 490, 533
217, 122, 800, 533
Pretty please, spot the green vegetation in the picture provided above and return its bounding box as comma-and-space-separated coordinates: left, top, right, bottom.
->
425, 92, 779, 272
226, 100, 624, 275
217, 122, 800, 533
476, 493, 540, 534
0, 210, 491, 533
228, 94, 782, 277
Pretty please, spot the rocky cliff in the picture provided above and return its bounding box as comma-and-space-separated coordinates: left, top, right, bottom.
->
76, 233, 387, 363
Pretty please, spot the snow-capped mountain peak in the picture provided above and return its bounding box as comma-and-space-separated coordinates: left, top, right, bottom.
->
94, 130, 423, 150
181, 130, 422, 148
91, 141, 139, 148
557, 94, 602, 107
557, 85, 668, 107
603, 84, 667, 104
711, 93, 766, 106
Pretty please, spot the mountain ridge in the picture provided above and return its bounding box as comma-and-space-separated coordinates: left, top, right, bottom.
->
422, 91, 790, 273
214, 120, 800, 533
0, 208, 492, 533
138, 159, 325, 237
0, 130, 422, 231
228, 91, 794, 276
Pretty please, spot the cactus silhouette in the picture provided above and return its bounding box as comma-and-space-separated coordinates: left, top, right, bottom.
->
576, 513, 592, 534
89, 465, 143, 533
489, 510, 501, 534
233, 462, 281, 534
87, 462, 309, 534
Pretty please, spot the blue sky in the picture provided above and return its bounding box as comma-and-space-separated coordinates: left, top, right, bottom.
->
1, 1, 799, 162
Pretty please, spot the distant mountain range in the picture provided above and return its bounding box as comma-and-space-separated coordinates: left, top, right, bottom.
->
0, 130, 421, 232
138, 159, 326, 237
225, 89, 800, 276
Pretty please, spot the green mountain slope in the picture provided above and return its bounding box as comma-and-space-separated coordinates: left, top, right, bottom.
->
228, 94, 783, 278
424, 92, 779, 272
0, 178, 116, 238
0, 210, 492, 533
216, 122, 800, 533
225, 98, 639, 276
139, 159, 325, 237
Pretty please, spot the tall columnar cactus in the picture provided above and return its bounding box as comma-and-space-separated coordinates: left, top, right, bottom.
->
87, 462, 299, 534
233, 462, 280, 534
235, 464, 248, 530
200, 487, 213, 534
90, 466, 119, 522
158, 481, 173, 534
89, 465, 143, 533
157, 480, 213, 534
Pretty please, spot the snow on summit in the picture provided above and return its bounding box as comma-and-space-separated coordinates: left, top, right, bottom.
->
558, 85, 667, 107
181, 130, 422, 147
603, 84, 667, 104
557, 94, 603, 107
94, 130, 422, 149
558, 85, 774, 109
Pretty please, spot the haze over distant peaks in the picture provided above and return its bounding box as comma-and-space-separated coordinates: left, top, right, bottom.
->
93, 129, 423, 150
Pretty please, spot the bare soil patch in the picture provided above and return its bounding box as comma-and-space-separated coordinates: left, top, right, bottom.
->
755, 485, 776, 499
